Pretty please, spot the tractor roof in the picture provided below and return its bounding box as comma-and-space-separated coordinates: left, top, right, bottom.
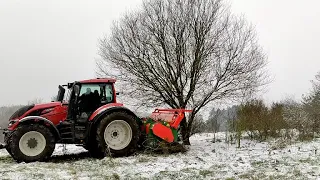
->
79, 78, 116, 84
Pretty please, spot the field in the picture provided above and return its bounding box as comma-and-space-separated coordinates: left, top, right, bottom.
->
1, 133, 320, 180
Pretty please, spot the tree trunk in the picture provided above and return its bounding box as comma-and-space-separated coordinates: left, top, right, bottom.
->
225, 129, 228, 143
180, 117, 191, 145
183, 136, 191, 145
237, 131, 241, 148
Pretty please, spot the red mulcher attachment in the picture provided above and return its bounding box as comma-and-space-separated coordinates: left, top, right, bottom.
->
150, 109, 193, 129
142, 109, 192, 143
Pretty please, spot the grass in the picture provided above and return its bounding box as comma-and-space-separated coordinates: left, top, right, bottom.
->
180, 168, 197, 172
292, 168, 302, 177
298, 157, 312, 163
251, 160, 264, 166
0, 155, 14, 163
101, 157, 120, 167
112, 173, 120, 180
238, 173, 255, 179
199, 169, 213, 177
31, 173, 45, 179
137, 156, 151, 163
154, 170, 203, 180
2, 133, 320, 180
69, 167, 77, 175
267, 175, 290, 180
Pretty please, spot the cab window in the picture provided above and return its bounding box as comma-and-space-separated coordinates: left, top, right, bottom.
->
80, 84, 101, 96
104, 84, 113, 103
79, 83, 114, 104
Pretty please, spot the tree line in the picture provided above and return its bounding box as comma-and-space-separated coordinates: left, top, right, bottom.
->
203, 71, 320, 143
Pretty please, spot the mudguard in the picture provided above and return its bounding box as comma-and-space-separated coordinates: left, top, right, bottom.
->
9, 116, 61, 141
88, 103, 124, 121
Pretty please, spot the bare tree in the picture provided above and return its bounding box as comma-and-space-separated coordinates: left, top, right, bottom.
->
303, 71, 320, 135
97, 0, 268, 144
282, 97, 312, 140
206, 108, 222, 142
225, 106, 238, 143
207, 108, 221, 132
237, 99, 288, 141
189, 114, 206, 135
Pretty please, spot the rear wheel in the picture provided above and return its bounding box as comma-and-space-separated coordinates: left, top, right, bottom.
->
4, 134, 13, 157
85, 138, 105, 158
8, 124, 55, 162
96, 111, 139, 157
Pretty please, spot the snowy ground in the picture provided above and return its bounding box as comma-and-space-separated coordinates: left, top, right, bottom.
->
1, 133, 320, 180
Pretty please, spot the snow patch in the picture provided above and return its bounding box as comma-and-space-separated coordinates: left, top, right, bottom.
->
1, 133, 320, 179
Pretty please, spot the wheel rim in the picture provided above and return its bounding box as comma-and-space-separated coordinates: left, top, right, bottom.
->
19, 131, 46, 157
104, 120, 132, 150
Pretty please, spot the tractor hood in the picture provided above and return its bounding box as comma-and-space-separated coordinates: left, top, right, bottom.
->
33, 102, 62, 110
9, 102, 63, 120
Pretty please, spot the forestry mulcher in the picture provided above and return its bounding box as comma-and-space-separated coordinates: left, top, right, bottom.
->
0, 78, 191, 162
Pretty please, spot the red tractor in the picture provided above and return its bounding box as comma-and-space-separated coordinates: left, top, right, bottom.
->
0, 78, 191, 162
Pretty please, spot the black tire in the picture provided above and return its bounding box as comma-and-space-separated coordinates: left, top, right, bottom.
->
96, 111, 140, 157
4, 133, 13, 157
85, 138, 105, 159
8, 124, 55, 162
5, 144, 13, 157
137, 130, 146, 150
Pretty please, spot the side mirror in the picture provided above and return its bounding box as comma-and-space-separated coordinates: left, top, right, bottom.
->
57, 85, 65, 102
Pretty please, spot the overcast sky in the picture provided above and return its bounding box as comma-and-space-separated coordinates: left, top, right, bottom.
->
0, 0, 319, 106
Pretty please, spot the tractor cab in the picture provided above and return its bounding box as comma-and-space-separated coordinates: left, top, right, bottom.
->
57, 78, 117, 122
55, 78, 119, 144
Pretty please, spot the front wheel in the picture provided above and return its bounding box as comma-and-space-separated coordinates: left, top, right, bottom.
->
96, 111, 139, 157
7, 124, 55, 162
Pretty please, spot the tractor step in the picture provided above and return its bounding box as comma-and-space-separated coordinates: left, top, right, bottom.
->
57, 121, 75, 143
57, 121, 87, 143
74, 125, 86, 140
